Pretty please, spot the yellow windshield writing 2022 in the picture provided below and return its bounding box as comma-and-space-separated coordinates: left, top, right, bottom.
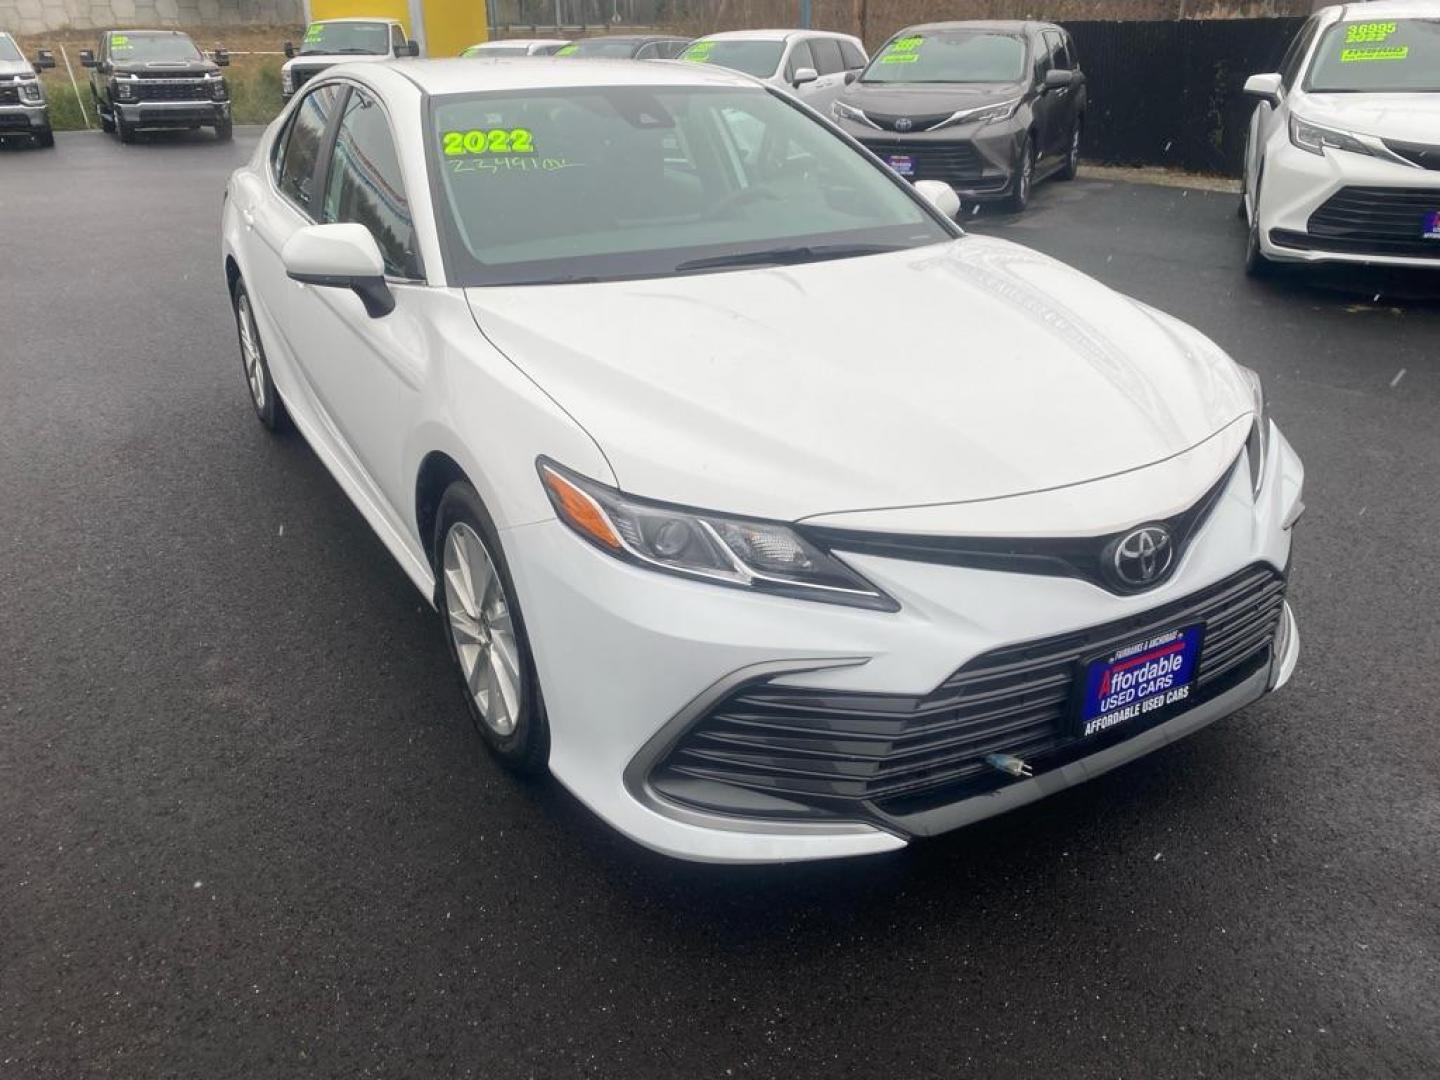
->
442, 128, 536, 156
879, 36, 922, 64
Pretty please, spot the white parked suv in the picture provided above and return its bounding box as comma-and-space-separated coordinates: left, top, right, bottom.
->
679, 29, 867, 110
281, 18, 419, 102
1241, 0, 1440, 275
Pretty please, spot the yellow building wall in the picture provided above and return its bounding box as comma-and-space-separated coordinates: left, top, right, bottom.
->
420, 0, 487, 57
308, 0, 413, 37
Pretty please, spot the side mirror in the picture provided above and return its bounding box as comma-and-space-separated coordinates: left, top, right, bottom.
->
792, 65, 818, 87
1043, 69, 1073, 90
843, 69, 858, 85
213, 47, 230, 66
283, 41, 295, 58
78, 49, 96, 67
282, 224, 395, 319
914, 179, 961, 221
400, 39, 420, 57
1243, 72, 1283, 108
35, 49, 56, 70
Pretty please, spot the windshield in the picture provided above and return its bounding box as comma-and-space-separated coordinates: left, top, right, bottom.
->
679, 39, 783, 78
300, 21, 389, 56
428, 86, 951, 286
862, 31, 1026, 84
0, 33, 22, 63
1306, 19, 1440, 92
464, 44, 529, 57
557, 39, 640, 58
109, 32, 203, 63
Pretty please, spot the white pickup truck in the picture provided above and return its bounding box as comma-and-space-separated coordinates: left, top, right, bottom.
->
280, 18, 419, 102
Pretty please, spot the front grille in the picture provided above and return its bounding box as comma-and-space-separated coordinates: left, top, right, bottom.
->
651, 564, 1285, 822
866, 111, 953, 133
291, 66, 325, 92
129, 79, 210, 102
858, 137, 987, 187
1384, 139, 1440, 172
1296, 186, 1440, 260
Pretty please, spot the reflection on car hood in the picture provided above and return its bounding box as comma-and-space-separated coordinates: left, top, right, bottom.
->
1298, 92, 1440, 143
465, 237, 1253, 522
0, 59, 35, 78
282, 53, 391, 73
838, 81, 1023, 117
110, 58, 220, 76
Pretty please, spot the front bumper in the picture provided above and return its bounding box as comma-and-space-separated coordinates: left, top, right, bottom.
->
1258, 139, 1440, 268
0, 102, 50, 133
848, 118, 1025, 201
116, 100, 229, 129
504, 429, 1304, 863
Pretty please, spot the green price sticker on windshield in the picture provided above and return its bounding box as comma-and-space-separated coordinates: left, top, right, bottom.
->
112, 33, 130, 48
681, 41, 713, 61
442, 127, 536, 156
1346, 22, 1397, 44
1341, 46, 1409, 62
304, 24, 326, 43
555, 44, 577, 55
880, 35, 923, 63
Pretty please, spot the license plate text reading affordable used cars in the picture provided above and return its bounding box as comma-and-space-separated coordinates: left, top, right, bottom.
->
1080, 626, 1203, 738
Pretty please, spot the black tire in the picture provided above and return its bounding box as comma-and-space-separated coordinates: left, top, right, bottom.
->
1005, 135, 1035, 212
33, 127, 54, 149
1057, 121, 1081, 181
98, 100, 114, 134
1244, 164, 1272, 279
116, 111, 135, 144
434, 482, 550, 776
230, 278, 290, 431
215, 119, 233, 141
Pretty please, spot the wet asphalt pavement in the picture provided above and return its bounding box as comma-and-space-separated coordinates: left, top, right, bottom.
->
1, 130, 1438, 1079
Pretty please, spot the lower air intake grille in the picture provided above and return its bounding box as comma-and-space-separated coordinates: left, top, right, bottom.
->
1294, 186, 1440, 260
651, 564, 1285, 822
857, 138, 986, 186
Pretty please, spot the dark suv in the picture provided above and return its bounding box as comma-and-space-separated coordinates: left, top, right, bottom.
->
829, 20, 1087, 212
80, 29, 231, 143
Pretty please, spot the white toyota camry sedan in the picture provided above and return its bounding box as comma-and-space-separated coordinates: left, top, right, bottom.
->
221, 58, 1304, 863
1241, 0, 1440, 275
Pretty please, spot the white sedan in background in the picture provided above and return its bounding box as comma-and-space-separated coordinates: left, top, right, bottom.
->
221, 58, 1303, 863
461, 38, 570, 57
1242, 0, 1440, 274
678, 29, 866, 110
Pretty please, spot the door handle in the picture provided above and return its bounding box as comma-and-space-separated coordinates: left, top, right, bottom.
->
241, 208, 255, 228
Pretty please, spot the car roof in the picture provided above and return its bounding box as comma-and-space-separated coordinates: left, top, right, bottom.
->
573, 34, 687, 44
376, 55, 761, 94
1334, 0, 1440, 19
308, 16, 398, 24
695, 28, 857, 42
895, 20, 1057, 35
470, 38, 569, 46
105, 28, 195, 35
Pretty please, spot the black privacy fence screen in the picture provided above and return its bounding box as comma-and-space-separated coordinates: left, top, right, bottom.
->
1069, 17, 1305, 176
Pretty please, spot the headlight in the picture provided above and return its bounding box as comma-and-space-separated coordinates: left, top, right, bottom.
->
831, 100, 876, 129
115, 78, 134, 101
281, 68, 294, 93
1239, 366, 1271, 497
1289, 114, 1372, 158
931, 97, 1021, 131
211, 77, 229, 102
18, 79, 43, 104
538, 459, 898, 611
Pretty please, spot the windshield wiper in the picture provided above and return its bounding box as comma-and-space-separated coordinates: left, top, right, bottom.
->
673, 243, 904, 274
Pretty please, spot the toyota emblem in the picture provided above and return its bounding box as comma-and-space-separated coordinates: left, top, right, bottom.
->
894, 117, 913, 132
1108, 526, 1174, 589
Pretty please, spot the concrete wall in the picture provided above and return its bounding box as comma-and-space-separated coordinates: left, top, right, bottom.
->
0, 0, 302, 35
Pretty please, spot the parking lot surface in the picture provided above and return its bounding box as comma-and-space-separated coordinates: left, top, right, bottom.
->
2, 130, 1437, 1079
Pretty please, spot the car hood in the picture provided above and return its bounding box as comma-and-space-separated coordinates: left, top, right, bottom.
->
0, 59, 35, 78
1298, 92, 1440, 143
282, 53, 390, 72
838, 80, 1024, 117
465, 237, 1254, 522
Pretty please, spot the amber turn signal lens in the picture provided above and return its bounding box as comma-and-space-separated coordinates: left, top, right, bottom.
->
540, 466, 622, 551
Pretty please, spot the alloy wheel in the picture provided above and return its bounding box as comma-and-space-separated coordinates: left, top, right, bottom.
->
442, 522, 522, 737
236, 293, 266, 410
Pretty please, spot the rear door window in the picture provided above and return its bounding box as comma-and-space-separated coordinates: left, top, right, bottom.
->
838, 40, 866, 69
785, 39, 815, 79
808, 37, 844, 75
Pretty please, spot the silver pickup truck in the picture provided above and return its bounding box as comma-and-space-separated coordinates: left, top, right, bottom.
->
0, 31, 55, 148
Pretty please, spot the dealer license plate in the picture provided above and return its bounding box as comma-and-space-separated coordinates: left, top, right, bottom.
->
886, 154, 915, 177
1424, 211, 1440, 240
1079, 626, 1203, 739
